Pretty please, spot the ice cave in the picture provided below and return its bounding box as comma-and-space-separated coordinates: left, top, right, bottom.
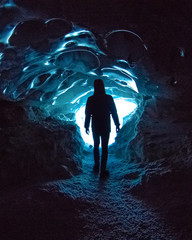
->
0, 0, 192, 239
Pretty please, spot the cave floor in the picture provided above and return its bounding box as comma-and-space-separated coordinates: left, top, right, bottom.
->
0, 152, 190, 240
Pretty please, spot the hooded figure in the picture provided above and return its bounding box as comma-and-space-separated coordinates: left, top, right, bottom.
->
85, 79, 120, 178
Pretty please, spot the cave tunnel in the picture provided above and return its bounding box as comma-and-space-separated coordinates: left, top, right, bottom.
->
0, 3, 146, 153
1, 0, 192, 239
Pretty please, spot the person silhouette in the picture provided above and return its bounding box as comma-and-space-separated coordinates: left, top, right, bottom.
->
84, 79, 120, 178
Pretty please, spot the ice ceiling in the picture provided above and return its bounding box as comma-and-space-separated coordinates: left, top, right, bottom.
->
0, 3, 146, 144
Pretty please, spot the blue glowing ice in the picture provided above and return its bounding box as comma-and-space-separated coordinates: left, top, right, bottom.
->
0, 6, 146, 125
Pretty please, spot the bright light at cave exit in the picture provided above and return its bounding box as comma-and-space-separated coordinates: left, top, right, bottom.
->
75, 98, 137, 146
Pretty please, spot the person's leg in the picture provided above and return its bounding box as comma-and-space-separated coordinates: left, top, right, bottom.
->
101, 132, 110, 173
92, 132, 100, 171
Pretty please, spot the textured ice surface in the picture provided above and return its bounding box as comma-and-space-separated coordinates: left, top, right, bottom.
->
0, 3, 146, 122
0, 3, 147, 148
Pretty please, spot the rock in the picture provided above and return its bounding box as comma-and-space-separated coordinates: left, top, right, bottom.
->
0, 112, 83, 187
50, 165, 73, 179
0, 100, 26, 127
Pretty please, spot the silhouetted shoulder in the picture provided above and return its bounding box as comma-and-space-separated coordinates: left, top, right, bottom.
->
105, 94, 114, 103
86, 96, 95, 104
88, 95, 94, 100
105, 94, 113, 99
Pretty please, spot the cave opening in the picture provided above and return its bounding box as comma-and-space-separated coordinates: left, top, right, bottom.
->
75, 96, 138, 147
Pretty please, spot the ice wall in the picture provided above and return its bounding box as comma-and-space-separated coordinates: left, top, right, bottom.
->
0, 2, 146, 123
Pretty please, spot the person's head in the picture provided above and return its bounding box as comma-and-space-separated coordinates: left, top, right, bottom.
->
94, 79, 105, 95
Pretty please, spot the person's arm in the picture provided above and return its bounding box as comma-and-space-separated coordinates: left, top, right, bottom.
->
84, 98, 91, 134
110, 96, 120, 132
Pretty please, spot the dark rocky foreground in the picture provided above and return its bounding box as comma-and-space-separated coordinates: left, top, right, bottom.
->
1, 151, 192, 240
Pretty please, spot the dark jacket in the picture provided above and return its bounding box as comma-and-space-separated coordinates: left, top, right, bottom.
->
85, 93, 120, 134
